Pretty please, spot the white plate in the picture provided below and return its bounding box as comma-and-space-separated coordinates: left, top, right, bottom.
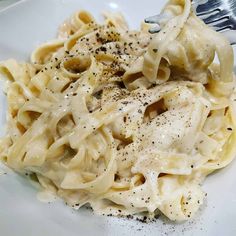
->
0, 0, 236, 235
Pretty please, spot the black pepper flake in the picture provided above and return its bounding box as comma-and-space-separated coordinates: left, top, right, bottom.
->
191, 165, 194, 168
127, 215, 133, 219
136, 216, 148, 223
153, 48, 158, 53
227, 127, 233, 131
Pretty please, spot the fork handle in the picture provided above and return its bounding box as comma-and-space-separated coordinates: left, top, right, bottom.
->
222, 31, 236, 46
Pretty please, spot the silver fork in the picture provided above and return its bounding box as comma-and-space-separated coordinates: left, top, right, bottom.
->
145, 0, 236, 45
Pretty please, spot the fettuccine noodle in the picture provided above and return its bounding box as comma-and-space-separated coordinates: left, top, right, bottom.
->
1, 0, 236, 221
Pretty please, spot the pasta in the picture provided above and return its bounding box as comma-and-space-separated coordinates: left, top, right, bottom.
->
1, 0, 236, 221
